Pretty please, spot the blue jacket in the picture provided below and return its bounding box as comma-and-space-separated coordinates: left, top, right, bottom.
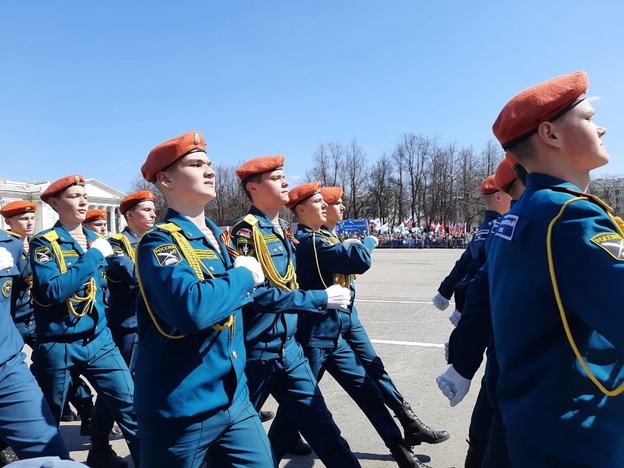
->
489, 173, 624, 465
231, 206, 327, 360
294, 225, 375, 348
8, 234, 34, 323
106, 228, 139, 330
29, 222, 108, 340
0, 230, 27, 364
134, 209, 255, 418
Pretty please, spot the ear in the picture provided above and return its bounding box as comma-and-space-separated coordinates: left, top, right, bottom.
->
245, 180, 258, 194
536, 121, 562, 149
156, 171, 173, 190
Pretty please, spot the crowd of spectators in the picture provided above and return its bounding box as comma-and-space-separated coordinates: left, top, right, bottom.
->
338, 230, 472, 249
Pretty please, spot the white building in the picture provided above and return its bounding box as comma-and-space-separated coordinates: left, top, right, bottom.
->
0, 177, 127, 235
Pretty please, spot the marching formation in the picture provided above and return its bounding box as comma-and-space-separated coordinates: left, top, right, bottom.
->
0, 69, 620, 468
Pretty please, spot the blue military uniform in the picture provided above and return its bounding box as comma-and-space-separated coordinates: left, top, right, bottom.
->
9, 234, 37, 345
231, 207, 359, 467
0, 229, 69, 459
269, 224, 410, 454
29, 222, 139, 466
134, 209, 275, 468
489, 173, 624, 466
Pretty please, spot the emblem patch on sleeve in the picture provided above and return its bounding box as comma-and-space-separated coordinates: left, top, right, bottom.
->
34, 246, 52, 264
113, 248, 126, 257
590, 233, 624, 260
238, 228, 252, 239
236, 238, 255, 257
153, 244, 183, 266
1, 280, 12, 298
494, 215, 518, 241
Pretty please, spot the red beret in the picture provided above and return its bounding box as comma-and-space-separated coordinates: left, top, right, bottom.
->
142, 131, 206, 182
493, 71, 589, 150
320, 187, 343, 204
236, 155, 285, 181
84, 209, 107, 223
41, 175, 85, 204
120, 190, 156, 214
286, 181, 322, 210
494, 158, 517, 193
0, 201, 37, 219
479, 175, 499, 195
505, 151, 520, 169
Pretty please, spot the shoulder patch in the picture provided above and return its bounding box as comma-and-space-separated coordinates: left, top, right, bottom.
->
236, 238, 255, 257
472, 229, 490, 242
238, 228, 252, 239
113, 248, 126, 257
494, 215, 518, 241
153, 244, 183, 266
1, 279, 12, 298
34, 246, 52, 264
590, 233, 624, 261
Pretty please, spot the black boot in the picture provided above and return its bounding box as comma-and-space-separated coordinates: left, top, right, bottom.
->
287, 434, 312, 455
0, 446, 18, 466
77, 398, 94, 437
259, 410, 275, 423
395, 401, 450, 446
389, 440, 432, 468
60, 402, 77, 422
464, 441, 486, 468
86, 439, 128, 468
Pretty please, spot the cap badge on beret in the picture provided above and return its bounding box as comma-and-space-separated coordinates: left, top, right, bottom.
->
194, 133, 200, 145
74, 176, 81, 183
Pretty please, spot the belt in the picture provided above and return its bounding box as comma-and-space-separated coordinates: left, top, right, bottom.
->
38, 330, 101, 345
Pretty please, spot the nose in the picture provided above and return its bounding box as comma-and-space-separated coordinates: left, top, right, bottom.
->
283, 180, 289, 188
598, 125, 607, 137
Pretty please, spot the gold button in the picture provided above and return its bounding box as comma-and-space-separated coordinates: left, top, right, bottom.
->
273, 248, 277, 253
318, 306, 323, 311
246, 292, 250, 297
232, 351, 238, 358
210, 266, 215, 271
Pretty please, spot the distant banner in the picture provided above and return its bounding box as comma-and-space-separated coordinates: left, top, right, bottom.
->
336, 217, 369, 235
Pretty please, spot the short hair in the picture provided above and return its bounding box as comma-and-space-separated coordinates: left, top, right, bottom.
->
507, 136, 537, 164
241, 174, 264, 201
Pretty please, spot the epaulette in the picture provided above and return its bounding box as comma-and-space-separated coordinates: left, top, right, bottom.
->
549, 187, 612, 213
1, 229, 22, 239
231, 214, 258, 231
111, 233, 124, 240
42, 230, 60, 242
155, 223, 183, 233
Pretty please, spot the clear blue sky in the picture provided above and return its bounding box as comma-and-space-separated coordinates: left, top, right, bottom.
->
2, 1, 624, 193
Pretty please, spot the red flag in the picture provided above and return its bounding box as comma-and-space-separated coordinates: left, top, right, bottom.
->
441, 221, 445, 233
430, 220, 435, 232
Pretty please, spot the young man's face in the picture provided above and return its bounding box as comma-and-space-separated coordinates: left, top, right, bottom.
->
84, 219, 107, 235
164, 152, 216, 203
50, 186, 88, 224
325, 197, 345, 225
298, 193, 327, 227
6, 213, 36, 237
556, 100, 608, 171
250, 170, 289, 208
126, 200, 156, 232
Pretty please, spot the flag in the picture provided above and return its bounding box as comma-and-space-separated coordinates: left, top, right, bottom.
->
430, 220, 435, 232
405, 216, 414, 227
435, 223, 441, 234
441, 221, 445, 233
380, 222, 389, 233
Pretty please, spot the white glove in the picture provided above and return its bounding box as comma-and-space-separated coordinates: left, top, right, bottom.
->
90, 238, 114, 258
343, 238, 362, 247
234, 256, 265, 287
448, 309, 462, 327
444, 342, 449, 362
365, 235, 379, 247
436, 365, 471, 407
432, 292, 450, 311
325, 284, 351, 310
0, 247, 14, 271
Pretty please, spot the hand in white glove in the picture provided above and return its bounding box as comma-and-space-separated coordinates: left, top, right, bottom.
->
436, 365, 471, 407
234, 256, 265, 287
448, 309, 462, 327
0, 247, 14, 271
343, 238, 362, 247
444, 342, 449, 362
325, 284, 351, 310
90, 238, 114, 258
432, 292, 450, 311
365, 235, 379, 247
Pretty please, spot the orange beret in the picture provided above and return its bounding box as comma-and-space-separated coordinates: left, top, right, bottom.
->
505, 151, 520, 169
493, 71, 588, 150
142, 131, 206, 182
236, 155, 285, 181
120, 190, 156, 214
0, 201, 37, 219
479, 175, 498, 195
41, 175, 85, 204
494, 158, 517, 193
286, 181, 322, 210
84, 209, 107, 223
320, 187, 343, 204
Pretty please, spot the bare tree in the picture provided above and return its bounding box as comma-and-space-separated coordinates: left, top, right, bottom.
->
342, 139, 368, 218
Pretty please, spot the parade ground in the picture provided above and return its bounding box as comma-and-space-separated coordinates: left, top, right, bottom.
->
60, 248, 481, 468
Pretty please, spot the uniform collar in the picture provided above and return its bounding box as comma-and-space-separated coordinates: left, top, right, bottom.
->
52, 221, 98, 253
163, 208, 223, 240
483, 210, 501, 221
248, 205, 287, 230
121, 227, 139, 243
526, 173, 584, 193
296, 223, 314, 233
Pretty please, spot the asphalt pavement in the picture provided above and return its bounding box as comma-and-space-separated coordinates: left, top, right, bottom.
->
55, 247, 479, 468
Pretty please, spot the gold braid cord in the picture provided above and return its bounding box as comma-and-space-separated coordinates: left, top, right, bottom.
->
112, 233, 137, 263
41, 231, 96, 318
317, 230, 354, 288
136, 223, 234, 340
251, 223, 298, 291
547, 196, 624, 396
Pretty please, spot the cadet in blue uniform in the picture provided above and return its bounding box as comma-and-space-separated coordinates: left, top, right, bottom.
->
0, 224, 69, 461
30, 175, 139, 468
437, 156, 523, 468
135, 131, 275, 468
232, 156, 360, 467
270, 182, 431, 468
484, 71, 623, 466
320, 187, 450, 449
